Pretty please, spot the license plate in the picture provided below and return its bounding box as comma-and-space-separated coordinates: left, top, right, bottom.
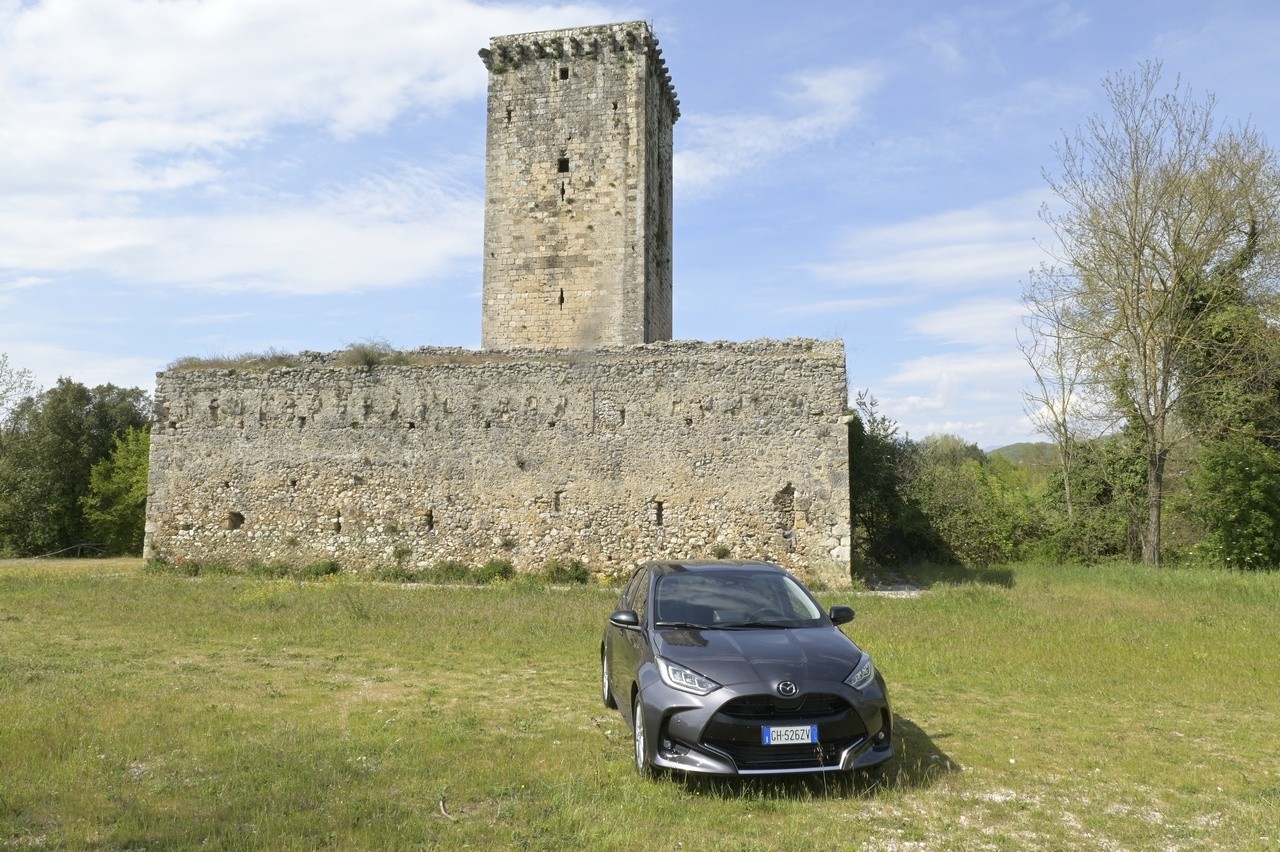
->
762, 724, 818, 745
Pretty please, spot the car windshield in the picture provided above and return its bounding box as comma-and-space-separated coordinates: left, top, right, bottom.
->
652, 570, 825, 629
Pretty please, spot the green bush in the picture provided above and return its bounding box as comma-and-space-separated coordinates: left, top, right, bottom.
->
375, 564, 423, 583
300, 559, 341, 579
1187, 435, 1280, 569
474, 558, 515, 584
425, 559, 472, 583
246, 559, 292, 579
337, 340, 412, 368
142, 558, 178, 576
541, 558, 590, 584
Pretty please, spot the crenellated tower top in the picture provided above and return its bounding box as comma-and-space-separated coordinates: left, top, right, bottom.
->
479, 21, 680, 120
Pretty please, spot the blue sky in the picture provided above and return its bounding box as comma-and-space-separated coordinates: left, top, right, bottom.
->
2, 0, 1279, 448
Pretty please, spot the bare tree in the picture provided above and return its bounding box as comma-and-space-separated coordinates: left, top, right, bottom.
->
1032, 61, 1280, 565
1018, 275, 1090, 522
0, 353, 36, 427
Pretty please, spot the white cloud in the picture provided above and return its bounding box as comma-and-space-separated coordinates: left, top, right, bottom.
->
0, 0, 615, 295
4, 340, 162, 395
674, 65, 881, 194
879, 348, 1037, 445
913, 18, 965, 69
0, 1, 618, 196
1044, 3, 1090, 39
807, 193, 1047, 291
0, 276, 54, 293
778, 294, 915, 315
911, 298, 1025, 347
889, 349, 1026, 389
0, 165, 481, 294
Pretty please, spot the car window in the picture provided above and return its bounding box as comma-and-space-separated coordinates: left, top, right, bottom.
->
654, 571, 823, 626
778, 575, 824, 620
629, 568, 651, 621
621, 567, 646, 608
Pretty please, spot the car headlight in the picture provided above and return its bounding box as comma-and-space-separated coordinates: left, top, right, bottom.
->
844, 654, 876, 690
657, 657, 721, 696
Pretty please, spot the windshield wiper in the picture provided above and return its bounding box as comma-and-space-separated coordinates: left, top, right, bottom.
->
654, 621, 711, 630
716, 621, 790, 630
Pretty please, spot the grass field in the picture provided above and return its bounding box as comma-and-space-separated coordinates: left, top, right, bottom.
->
1, 558, 1278, 849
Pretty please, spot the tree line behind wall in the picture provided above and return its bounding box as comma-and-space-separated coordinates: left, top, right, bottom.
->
847, 388, 1280, 573
0, 365, 150, 558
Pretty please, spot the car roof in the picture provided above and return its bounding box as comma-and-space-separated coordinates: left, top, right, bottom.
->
644, 560, 787, 577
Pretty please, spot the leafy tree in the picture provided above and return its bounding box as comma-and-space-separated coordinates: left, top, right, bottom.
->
1036, 429, 1145, 562
1175, 263, 1280, 443
847, 392, 937, 570
83, 425, 151, 555
906, 435, 1040, 567
1186, 435, 1280, 569
0, 380, 149, 556
1027, 61, 1280, 565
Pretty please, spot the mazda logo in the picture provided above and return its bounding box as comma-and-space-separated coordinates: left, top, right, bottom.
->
777, 681, 798, 697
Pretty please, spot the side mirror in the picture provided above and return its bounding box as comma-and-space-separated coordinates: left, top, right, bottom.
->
829, 605, 855, 626
609, 609, 640, 629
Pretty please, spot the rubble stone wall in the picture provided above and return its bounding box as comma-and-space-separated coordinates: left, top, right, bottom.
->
145, 339, 852, 585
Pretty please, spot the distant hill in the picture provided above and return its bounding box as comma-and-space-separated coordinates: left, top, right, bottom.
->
990, 442, 1057, 466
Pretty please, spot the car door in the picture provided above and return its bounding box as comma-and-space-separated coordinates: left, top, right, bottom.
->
610, 566, 651, 715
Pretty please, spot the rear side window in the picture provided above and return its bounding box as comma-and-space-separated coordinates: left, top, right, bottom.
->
629, 570, 651, 622
621, 567, 644, 607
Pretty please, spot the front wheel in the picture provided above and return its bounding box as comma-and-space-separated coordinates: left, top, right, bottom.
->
633, 697, 653, 777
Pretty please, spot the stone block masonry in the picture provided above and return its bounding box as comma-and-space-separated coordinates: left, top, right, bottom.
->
479, 21, 677, 349
145, 339, 853, 585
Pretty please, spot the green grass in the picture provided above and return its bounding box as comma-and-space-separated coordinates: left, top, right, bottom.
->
1, 559, 1278, 849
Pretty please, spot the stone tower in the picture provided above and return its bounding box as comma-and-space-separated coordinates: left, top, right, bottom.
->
478, 21, 679, 349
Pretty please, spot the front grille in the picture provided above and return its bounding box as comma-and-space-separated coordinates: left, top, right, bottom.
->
716, 693, 849, 721
700, 692, 869, 771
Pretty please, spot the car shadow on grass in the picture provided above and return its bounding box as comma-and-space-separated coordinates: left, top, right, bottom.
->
676, 714, 958, 799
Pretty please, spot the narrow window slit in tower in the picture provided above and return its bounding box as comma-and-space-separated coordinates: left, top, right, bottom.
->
559, 289, 565, 308
651, 500, 664, 527
559, 67, 569, 80
505, 108, 512, 123
425, 509, 435, 532
560, 181, 565, 199
557, 157, 570, 173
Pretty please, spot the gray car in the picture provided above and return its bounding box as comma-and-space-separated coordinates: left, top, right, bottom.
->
601, 560, 893, 776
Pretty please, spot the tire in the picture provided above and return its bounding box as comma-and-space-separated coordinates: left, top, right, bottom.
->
633, 696, 653, 777
601, 649, 617, 709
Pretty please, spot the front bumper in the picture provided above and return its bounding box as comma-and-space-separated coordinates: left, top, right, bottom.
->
637, 674, 893, 775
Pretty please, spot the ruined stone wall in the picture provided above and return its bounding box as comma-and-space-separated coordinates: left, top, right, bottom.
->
479, 21, 678, 349
145, 339, 852, 585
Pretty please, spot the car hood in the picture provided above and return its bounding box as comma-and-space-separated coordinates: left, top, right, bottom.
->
654, 625, 863, 689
